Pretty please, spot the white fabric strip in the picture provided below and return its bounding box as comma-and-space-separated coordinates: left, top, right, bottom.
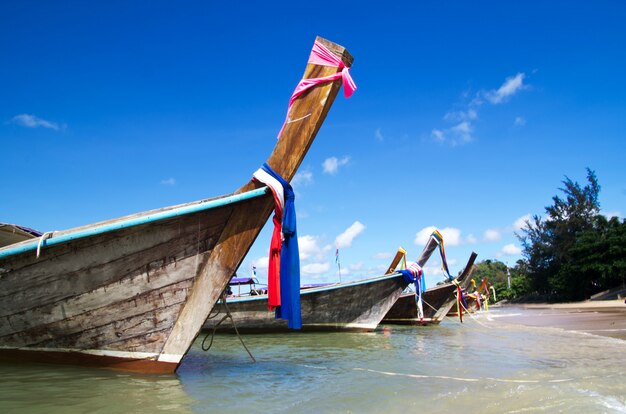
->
253, 168, 285, 211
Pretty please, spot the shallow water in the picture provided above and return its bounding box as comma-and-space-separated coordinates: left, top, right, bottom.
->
1, 310, 625, 413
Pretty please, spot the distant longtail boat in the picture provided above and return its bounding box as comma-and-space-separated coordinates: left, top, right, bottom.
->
382, 252, 478, 325
203, 236, 445, 333
0, 37, 354, 374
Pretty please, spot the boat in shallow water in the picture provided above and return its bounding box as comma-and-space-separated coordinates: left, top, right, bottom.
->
382, 252, 477, 325
0, 37, 354, 373
204, 271, 408, 333
204, 236, 446, 333
448, 277, 493, 316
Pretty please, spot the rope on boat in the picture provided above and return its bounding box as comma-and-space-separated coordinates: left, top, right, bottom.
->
36, 231, 57, 259
442, 297, 493, 329
421, 298, 438, 313
201, 291, 256, 363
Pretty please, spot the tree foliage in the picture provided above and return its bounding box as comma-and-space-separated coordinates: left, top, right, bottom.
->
473, 259, 533, 301
512, 169, 626, 301
472, 259, 508, 291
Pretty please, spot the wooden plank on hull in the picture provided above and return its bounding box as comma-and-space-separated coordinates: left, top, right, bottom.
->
1, 279, 193, 347
0, 252, 200, 337
0, 205, 233, 302
204, 274, 406, 333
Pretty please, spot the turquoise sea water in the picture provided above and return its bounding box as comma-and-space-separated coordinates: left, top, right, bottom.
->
1, 309, 625, 413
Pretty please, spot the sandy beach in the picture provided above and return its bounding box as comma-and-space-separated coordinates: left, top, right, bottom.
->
492, 299, 626, 340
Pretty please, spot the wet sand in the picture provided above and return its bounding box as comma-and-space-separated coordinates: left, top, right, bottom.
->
492, 299, 626, 340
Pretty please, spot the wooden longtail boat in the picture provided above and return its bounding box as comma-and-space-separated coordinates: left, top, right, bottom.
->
448, 277, 492, 316
0, 223, 41, 248
381, 252, 478, 325
204, 274, 405, 333
204, 238, 445, 333
0, 37, 353, 374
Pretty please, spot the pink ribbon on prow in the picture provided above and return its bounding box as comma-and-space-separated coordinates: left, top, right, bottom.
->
277, 40, 356, 139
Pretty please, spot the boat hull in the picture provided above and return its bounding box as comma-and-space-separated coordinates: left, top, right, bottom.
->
0, 347, 177, 374
0, 37, 354, 373
381, 281, 465, 325
382, 252, 477, 325
203, 273, 408, 333
0, 194, 267, 372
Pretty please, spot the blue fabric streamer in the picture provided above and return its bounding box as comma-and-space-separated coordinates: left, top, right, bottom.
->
398, 270, 415, 285
400, 268, 427, 315
261, 163, 302, 329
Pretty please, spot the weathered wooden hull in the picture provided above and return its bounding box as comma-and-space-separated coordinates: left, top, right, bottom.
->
0, 195, 268, 373
447, 295, 480, 317
0, 37, 353, 373
203, 273, 408, 333
382, 252, 477, 325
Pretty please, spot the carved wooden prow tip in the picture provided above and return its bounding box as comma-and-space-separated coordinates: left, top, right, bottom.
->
235, 36, 354, 191
458, 252, 478, 281
315, 36, 354, 67
385, 247, 407, 275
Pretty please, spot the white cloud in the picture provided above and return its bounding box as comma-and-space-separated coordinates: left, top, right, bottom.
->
483, 229, 502, 242
323, 156, 350, 175
444, 108, 478, 122
349, 262, 364, 271
485, 73, 526, 104
375, 264, 388, 272
301, 262, 330, 275
414, 226, 461, 246
251, 256, 269, 269
375, 128, 384, 141
11, 114, 60, 130
513, 214, 531, 231
501, 243, 522, 256
514, 116, 526, 126
431, 72, 527, 145
432, 129, 445, 142
335, 221, 366, 249
432, 122, 473, 146
372, 251, 393, 260
298, 235, 331, 261
414, 227, 436, 245
160, 178, 176, 186
424, 256, 456, 273
451, 121, 473, 143
602, 210, 622, 219
292, 170, 313, 187
422, 265, 441, 276
466, 234, 478, 244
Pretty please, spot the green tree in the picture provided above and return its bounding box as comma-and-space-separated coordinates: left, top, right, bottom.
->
516, 169, 626, 301
507, 259, 532, 300
472, 260, 507, 287
518, 215, 554, 295
563, 216, 626, 298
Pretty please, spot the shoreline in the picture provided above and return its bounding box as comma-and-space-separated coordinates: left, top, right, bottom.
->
491, 299, 626, 340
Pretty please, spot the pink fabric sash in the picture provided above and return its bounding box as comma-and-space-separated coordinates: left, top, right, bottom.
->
278, 40, 357, 139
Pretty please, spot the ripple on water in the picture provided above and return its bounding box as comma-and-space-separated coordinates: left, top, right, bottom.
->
1, 312, 626, 413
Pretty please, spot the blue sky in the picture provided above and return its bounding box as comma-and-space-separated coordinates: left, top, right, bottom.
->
2, 1, 625, 287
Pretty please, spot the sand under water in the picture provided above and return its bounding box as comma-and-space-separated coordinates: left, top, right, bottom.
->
1, 301, 625, 413
491, 299, 626, 340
